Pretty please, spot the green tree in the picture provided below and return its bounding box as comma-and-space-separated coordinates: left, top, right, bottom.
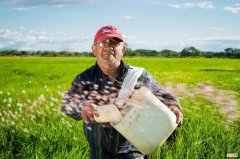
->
161, 49, 178, 57
180, 47, 201, 57
224, 48, 240, 58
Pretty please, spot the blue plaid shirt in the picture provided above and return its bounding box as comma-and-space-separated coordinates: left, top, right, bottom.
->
61, 61, 181, 159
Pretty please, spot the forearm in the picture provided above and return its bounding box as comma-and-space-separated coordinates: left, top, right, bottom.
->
153, 89, 182, 112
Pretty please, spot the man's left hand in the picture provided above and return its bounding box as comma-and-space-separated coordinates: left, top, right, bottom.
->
169, 105, 183, 127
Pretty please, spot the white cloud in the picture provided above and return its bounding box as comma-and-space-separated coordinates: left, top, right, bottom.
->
18, 26, 25, 30
224, 4, 240, 14
173, 36, 240, 51
168, 3, 194, 9
1, 28, 240, 52
124, 35, 147, 45
0, 28, 91, 51
211, 27, 224, 31
196, 2, 214, 10
167, 1, 214, 10
123, 16, 135, 20
146, 0, 162, 5
3, 0, 94, 10
126, 36, 240, 52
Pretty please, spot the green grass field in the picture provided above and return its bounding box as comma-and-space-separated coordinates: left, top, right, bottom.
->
0, 57, 239, 159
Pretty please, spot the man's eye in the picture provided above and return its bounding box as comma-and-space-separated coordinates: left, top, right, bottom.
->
111, 41, 118, 46
102, 42, 107, 46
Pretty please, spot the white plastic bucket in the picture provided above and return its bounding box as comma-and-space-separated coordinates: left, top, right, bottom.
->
111, 86, 178, 154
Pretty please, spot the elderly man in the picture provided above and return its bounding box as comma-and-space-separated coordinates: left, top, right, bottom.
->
61, 25, 183, 159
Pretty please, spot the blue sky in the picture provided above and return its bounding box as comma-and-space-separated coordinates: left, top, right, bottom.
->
0, 0, 240, 52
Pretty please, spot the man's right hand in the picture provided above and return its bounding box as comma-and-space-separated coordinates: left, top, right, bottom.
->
80, 103, 98, 123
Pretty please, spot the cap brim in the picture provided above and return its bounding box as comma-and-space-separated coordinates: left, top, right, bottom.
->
98, 34, 124, 42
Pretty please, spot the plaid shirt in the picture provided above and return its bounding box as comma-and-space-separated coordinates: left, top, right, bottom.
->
61, 61, 181, 159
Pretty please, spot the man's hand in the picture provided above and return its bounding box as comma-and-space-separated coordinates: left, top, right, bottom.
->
80, 103, 98, 123
169, 105, 183, 126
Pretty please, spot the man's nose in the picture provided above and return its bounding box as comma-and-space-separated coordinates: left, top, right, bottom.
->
104, 46, 114, 51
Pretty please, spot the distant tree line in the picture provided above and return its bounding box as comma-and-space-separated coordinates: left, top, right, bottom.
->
0, 47, 239, 58
125, 47, 240, 58
0, 50, 94, 57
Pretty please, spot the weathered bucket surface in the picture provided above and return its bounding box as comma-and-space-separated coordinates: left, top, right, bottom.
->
94, 104, 123, 123
111, 87, 178, 154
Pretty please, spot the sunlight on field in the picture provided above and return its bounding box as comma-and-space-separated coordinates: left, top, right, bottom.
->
0, 57, 239, 159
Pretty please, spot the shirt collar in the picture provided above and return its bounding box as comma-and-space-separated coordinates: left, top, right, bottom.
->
95, 60, 129, 81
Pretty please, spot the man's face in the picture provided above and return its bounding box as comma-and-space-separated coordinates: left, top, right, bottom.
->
92, 37, 125, 65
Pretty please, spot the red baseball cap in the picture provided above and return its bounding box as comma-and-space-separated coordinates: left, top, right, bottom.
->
94, 25, 124, 43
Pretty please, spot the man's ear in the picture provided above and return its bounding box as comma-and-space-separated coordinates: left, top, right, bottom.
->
91, 44, 96, 56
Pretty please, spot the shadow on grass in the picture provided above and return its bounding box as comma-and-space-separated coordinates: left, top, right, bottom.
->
12, 69, 35, 77
199, 69, 240, 72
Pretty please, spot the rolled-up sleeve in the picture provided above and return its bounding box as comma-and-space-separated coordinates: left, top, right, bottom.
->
61, 75, 84, 120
